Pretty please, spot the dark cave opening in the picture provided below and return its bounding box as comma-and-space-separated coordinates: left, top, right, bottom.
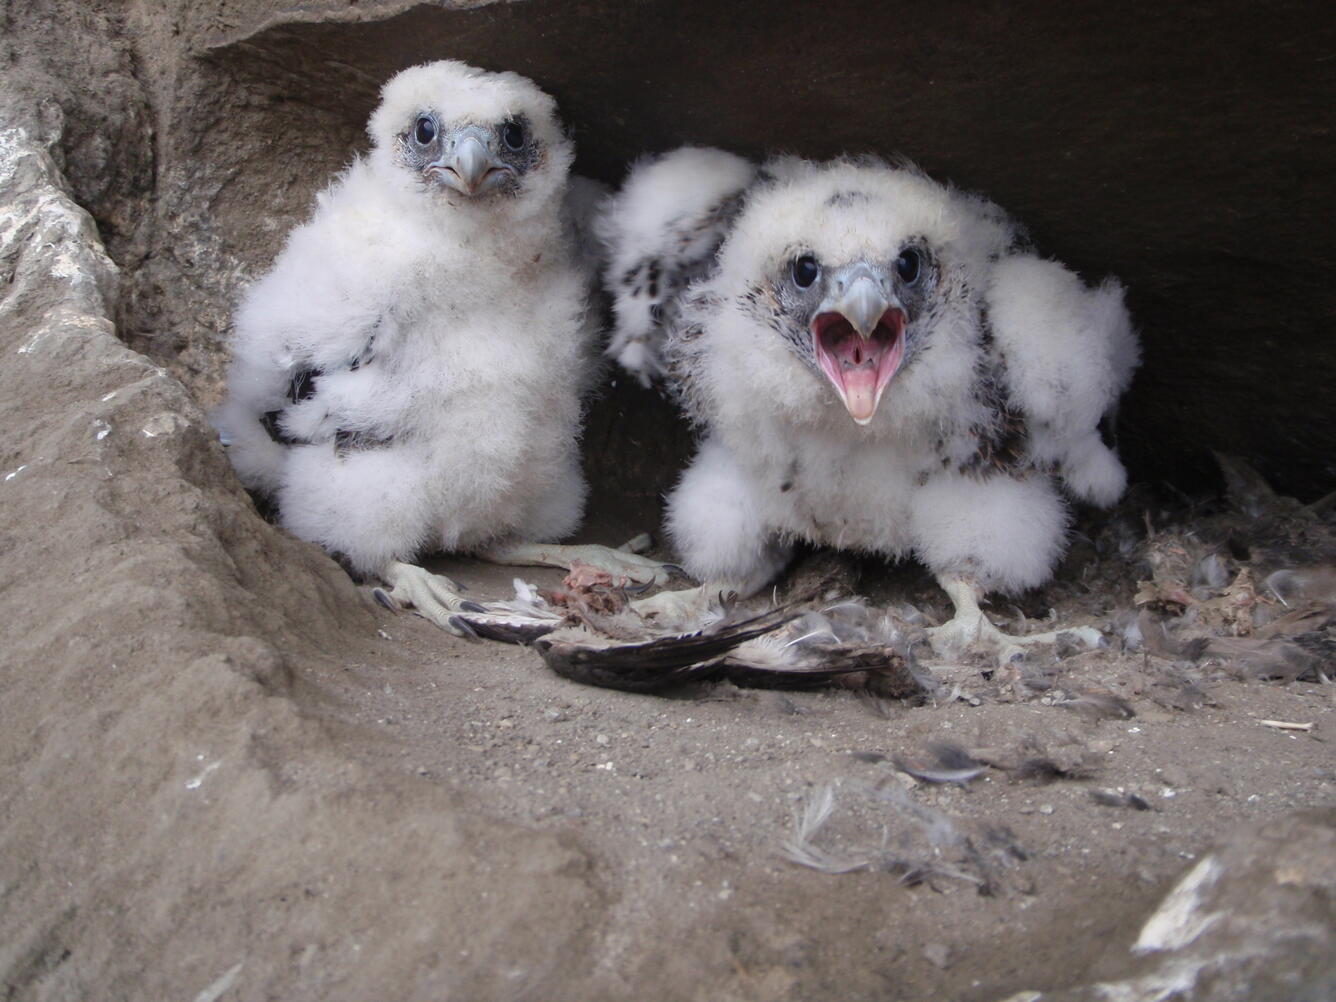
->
168, 0, 1336, 513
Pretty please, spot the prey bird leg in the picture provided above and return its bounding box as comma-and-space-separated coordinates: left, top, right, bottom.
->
480, 541, 680, 588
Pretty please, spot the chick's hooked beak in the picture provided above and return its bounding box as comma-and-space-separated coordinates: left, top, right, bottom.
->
811, 263, 907, 425
430, 125, 513, 197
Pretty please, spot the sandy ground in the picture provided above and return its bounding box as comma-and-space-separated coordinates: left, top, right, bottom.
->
298, 511, 1335, 1000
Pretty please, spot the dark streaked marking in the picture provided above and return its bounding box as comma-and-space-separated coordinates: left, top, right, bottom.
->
260, 410, 307, 446
334, 429, 396, 457
288, 367, 320, 404
349, 333, 377, 371
1098, 411, 1119, 450
978, 302, 996, 348
959, 358, 1030, 478
825, 189, 872, 208
260, 410, 284, 444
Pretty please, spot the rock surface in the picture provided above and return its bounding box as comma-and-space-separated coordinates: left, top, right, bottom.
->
0, 127, 602, 1000
1000, 809, 1336, 1002
2, 2, 1334, 1000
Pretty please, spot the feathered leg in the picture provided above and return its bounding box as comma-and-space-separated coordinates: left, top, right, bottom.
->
633, 437, 791, 629
276, 444, 494, 637
910, 471, 1103, 665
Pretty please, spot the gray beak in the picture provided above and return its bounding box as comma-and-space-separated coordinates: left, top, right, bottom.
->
430, 126, 511, 197
838, 275, 891, 338
451, 135, 491, 195
822, 263, 893, 338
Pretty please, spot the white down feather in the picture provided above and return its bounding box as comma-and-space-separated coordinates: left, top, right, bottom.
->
653, 156, 1138, 597
596, 146, 757, 384
213, 60, 596, 576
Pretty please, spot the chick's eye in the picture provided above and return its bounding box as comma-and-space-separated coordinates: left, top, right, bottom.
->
896, 249, 921, 284
501, 121, 525, 150
791, 255, 820, 289
413, 116, 437, 145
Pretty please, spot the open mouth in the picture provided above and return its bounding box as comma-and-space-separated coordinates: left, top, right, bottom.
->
812, 307, 907, 425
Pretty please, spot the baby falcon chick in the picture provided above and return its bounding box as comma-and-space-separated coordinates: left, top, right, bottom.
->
607, 153, 1139, 663
213, 60, 666, 633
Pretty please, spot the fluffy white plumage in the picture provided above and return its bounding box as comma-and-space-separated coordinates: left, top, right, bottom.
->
596, 147, 757, 385
213, 60, 616, 625
605, 152, 1139, 659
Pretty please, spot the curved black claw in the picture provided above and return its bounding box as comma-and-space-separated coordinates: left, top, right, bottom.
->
447, 615, 481, 641
459, 600, 488, 614
372, 587, 400, 611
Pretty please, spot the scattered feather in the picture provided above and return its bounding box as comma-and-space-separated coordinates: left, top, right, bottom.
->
1258, 719, 1314, 732
893, 742, 987, 786
1090, 789, 1152, 810
780, 786, 870, 874
779, 780, 1032, 894
1205, 636, 1323, 683
1057, 691, 1136, 721
1012, 757, 1096, 784
850, 751, 888, 764
854, 691, 902, 719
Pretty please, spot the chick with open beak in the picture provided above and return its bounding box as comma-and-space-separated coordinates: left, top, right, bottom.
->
811, 262, 908, 425
785, 246, 924, 425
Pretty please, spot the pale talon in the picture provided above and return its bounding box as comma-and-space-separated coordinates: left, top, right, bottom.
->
381, 560, 494, 636
927, 575, 1105, 667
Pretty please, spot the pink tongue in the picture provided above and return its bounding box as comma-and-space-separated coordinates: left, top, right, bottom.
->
841, 365, 880, 423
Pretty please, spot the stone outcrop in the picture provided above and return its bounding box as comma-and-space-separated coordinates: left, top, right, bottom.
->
0, 125, 603, 1001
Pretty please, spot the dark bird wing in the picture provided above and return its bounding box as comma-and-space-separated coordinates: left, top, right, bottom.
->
533, 605, 798, 692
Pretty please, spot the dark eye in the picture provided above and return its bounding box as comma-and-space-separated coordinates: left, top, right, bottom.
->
413, 116, 437, 145
896, 248, 921, 284
501, 120, 525, 151
791, 254, 821, 289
